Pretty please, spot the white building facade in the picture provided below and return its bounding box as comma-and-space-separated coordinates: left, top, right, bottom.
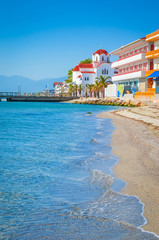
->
111, 38, 149, 93
72, 49, 115, 91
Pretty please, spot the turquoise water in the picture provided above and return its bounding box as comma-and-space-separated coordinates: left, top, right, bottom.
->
0, 102, 158, 240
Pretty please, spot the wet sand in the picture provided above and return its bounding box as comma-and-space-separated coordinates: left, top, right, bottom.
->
97, 109, 159, 235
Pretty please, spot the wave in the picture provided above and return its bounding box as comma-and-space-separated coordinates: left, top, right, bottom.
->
90, 169, 114, 190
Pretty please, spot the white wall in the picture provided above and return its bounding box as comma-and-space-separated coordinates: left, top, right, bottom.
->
73, 71, 81, 85
81, 73, 96, 85
96, 63, 114, 79
154, 58, 159, 69
105, 84, 117, 97
154, 40, 159, 50
92, 54, 99, 62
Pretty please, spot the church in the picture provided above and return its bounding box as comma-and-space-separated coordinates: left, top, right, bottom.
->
72, 49, 115, 86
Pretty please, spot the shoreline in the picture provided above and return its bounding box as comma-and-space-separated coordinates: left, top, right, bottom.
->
97, 108, 159, 236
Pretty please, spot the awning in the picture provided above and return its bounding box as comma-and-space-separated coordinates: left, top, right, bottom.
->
147, 71, 159, 79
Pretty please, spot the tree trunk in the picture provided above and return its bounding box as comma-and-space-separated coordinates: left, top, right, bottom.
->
102, 88, 105, 98
85, 90, 87, 98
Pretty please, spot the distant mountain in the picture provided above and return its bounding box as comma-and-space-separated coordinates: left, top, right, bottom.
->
0, 75, 66, 93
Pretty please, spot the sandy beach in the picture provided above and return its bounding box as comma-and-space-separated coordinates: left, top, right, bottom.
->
98, 106, 159, 236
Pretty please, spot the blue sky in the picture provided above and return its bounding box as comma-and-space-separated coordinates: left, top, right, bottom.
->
0, 0, 159, 80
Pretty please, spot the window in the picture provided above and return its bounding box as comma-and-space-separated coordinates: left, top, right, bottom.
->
144, 46, 147, 51
85, 77, 87, 81
130, 66, 133, 71
102, 56, 104, 61
139, 64, 142, 69
135, 65, 138, 70
134, 81, 138, 86
102, 68, 107, 74
96, 56, 98, 61
87, 77, 89, 81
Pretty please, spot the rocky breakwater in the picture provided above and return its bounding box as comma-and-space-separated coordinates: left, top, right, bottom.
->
72, 98, 147, 107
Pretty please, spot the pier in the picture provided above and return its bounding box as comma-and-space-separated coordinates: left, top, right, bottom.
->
0, 92, 79, 102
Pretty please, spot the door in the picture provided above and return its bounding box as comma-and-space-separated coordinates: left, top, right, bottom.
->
148, 78, 153, 88
151, 44, 154, 51
150, 61, 154, 70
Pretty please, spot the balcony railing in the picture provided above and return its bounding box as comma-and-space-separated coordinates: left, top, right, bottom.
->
117, 51, 147, 62
146, 49, 159, 59
112, 52, 146, 68
114, 68, 147, 76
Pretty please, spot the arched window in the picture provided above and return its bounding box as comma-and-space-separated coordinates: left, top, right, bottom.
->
96, 56, 98, 61
102, 68, 106, 74
102, 56, 104, 61
107, 70, 108, 74
104, 68, 106, 74
85, 77, 87, 81
87, 77, 89, 81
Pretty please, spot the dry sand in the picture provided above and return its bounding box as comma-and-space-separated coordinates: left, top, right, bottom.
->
97, 107, 159, 236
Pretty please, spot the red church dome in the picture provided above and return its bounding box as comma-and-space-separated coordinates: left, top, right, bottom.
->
93, 49, 109, 56
73, 65, 80, 71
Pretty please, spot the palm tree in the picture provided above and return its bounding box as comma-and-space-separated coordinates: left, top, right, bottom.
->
87, 84, 94, 98
83, 85, 88, 98
96, 76, 112, 98
78, 84, 83, 97
93, 80, 101, 98
74, 84, 78, 97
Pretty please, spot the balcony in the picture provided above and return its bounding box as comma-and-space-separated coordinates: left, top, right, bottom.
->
146, 69, 159, 77
112, 70, 146, 82
112, 52, 146, 68
146, 30, 159, 42
146, 49, 159, 59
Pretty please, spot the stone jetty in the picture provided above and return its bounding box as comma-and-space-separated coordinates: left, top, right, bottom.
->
70, 98, 147, 107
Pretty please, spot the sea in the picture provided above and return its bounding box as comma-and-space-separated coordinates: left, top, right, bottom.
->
0, 102, 158, 240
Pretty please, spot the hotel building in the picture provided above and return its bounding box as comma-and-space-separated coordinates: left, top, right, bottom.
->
145, 30, 159, 92
111, 38, 149, 93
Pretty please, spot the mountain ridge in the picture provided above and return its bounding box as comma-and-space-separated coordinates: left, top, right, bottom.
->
0, 75, 66, 93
